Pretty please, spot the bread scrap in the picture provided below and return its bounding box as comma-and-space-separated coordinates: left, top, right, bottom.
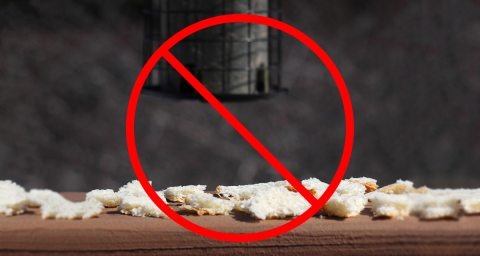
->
0, 180, 29, 216
422, 198, 459, 219
86, 189, 121, 208
216, 180, 289, 201
370, 193, 412, 217
235, 186, 310, 220
336, 180, 367, 196
2, 176, 480, 222
430, 188, 480, 199
347, 177, 378, 193
41, 200, 104, 220
117, 180, 152, 199
369, 180, 465, 219
181, 194, 235, 216
285, 178, 327, 198
461, 197, 480, 214
378, 179, 415, 195
323, 194, 368, 217
115, 180, 168, 218
164, 185, 206, 203
28, 189, 66, 207
286, 178, 367, 197
118, 191, 168, 218
28, 189, 104, 220
285, 186, 319, 197
413, 186, 430, 194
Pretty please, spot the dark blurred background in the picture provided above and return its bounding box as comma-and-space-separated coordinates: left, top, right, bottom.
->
1, 0, 480, 191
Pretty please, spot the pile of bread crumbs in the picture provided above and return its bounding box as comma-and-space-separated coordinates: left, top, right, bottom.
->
1, 178, 479, 220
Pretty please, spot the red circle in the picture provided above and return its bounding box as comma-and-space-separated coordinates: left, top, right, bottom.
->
126, 14, 354, 242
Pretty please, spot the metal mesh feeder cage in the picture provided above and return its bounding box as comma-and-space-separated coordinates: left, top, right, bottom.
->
142, 0, 285, 101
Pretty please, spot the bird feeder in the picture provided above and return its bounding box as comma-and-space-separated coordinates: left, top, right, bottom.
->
142, 0, 285, 101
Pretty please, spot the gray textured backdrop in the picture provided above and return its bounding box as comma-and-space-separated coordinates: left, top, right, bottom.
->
1, 0, 480, 191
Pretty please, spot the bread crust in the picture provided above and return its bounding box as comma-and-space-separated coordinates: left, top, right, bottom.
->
285, 186, 318, 196
378, 184, 410, 194
348, 180, 378, 193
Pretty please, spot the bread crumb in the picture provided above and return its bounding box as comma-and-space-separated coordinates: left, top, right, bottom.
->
164, 185, 206, 203
41, 200, 104, 220
216, 181, 289, 201
28, 189, 65, 207
461, 197, 480, 214
0, 180, 29, 216
285, 178, 328, 198
86, 189, 121, 208
412, 186, 430, 194
117, 180, 152, 199
116, 180, 168, 218
118, 192, 168, 218
396, 179, 414, 187
28, 189, 104, 220
235, 186, 310, 220
371, 193, 412, 217
301, 178, 329, 190
323, 194, 368, 217
430, 188, 480, 200
347, 177, 378, 193
181, 194, 235, 216
408, 193, 434, 216
285, 186, 319, 197
415, 195, 459, 219
290, 178, 364, 196
378, 182, 414, 195
365, 191, 379, 201
336, 180, 366, 196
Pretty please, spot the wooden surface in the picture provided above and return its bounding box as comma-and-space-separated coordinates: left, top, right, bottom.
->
1, 192, 480, 255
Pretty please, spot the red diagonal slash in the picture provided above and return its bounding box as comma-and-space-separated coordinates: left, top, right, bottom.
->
162, 50, 317, 205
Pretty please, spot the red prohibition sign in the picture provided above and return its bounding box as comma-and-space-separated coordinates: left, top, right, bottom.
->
126, 14, 354, 243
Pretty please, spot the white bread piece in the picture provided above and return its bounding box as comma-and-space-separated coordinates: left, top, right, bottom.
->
365, 191, 378, 201
407, 193, 435, 216
347, 177, 378, 193
0, 180, 29, 216
396, 179, 414, 187
411, 194, 459, 219
86, 189, 121, 208
370, 193, 412, 217
461, 197, 480, 214
408, 193, 458, 218
28, 189, 67, 207
323, 194, 368, 217
29, 189, 105, 220
216, 180, 289, 201
302, 178, 329, 198
301, 178, 328, 190
378, 179, 415, 194
117, 180, 152, 199
0, 180, 26, 193
164, 185, 206, 203
288, 178, 364, 197
235, 186, 310, 220
336, 180, 366, 196
421, 188, 480, 217
41, 200, 104, 220
181, 194, 235, 216
412, 186, 431, 194
118, 192, 167, 218
430, 188, 480, 201
285, 178, 328, 198
0, 193, 29, 216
